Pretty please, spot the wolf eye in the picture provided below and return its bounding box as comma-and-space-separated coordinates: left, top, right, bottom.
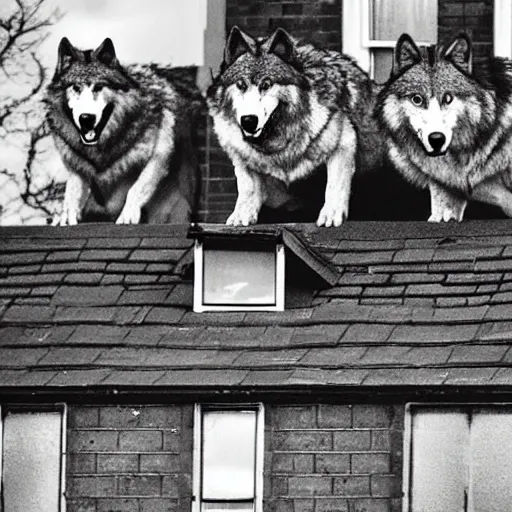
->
71, 84, 81, 93
410, 94, 424, 107
236, 80, 247, 92
259, 79, 272, 92
92, 83, 105, 93
443, 92, 454, 105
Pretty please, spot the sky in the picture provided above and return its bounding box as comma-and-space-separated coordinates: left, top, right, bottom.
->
0, 0, 209, 225
41, 0, 208, 68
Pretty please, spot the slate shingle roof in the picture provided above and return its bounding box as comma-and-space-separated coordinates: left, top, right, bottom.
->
1, 221, 512, 390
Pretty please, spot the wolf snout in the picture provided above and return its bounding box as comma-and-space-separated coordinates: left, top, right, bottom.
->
241, 115, 259, 134
428, 132, 446, 153
79, 113, 96, 131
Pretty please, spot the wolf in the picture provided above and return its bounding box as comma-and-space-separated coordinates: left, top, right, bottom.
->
45, 37, 201, 225
207, 26, 375, 227
376, 32, 512, 222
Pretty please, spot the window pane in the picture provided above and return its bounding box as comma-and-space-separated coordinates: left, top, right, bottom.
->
470, 411, 512, 512
3, 411, 62, 512
203, 503, 253, 512
202, 410, 256, 500
371, 0, 437, 41
372, 48, 394, 84
410, 410, 469, 512
203, 250, 276, 305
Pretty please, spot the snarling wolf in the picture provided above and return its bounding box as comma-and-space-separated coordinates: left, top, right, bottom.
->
377, 32, 512, 221
45, 37, 201, 225
207, 26, 375, 227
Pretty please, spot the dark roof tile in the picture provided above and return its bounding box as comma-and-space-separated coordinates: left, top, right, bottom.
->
2, 222, 512, 389
0, 370, 57, 386
53, 306, 118, 323
449, 345, 509, 363
46, 250, 81, 262
2, 305, 56, 323
118, 289, 170, 306
129, 249, 184, 262
290, 324, 348, 346
340, 324, 394, 343
433, 246, 503, 261
85, 237, 141, 249
64, 273, 104, 285
155, 369, 248, 386
477, 321, 512, 341
393, 249, 435, 263
363, 368, 448, 386
233, 349, 308, 367
48, 369, 113, 386
389, 324, 479, 343
52, 285, 124, 307
288, 368, 368, 385
0, 347, 49, 366
38, 347, 102, 366
475, 259, 512, 272
443, 368, 497, 385
143, 307, 187, 324
8, 264, 42, 275
300, 347, 367, 366
101, 370, 166, 386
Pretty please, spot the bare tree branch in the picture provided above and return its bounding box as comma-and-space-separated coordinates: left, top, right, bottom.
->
0, 0, 63, 223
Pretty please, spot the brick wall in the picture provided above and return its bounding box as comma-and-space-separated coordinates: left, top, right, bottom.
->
199, 0, 496, 223
438, 0, 494, 64
266, 404, 404, 512
66, 405, 193, 512
198, 0, 343, 224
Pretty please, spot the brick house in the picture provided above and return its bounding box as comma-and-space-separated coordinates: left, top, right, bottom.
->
197, 0, 508, 223
1, 220, 512, 511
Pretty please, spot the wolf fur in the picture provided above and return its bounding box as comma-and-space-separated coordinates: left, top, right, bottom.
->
207, 26, 375, 227
45, 37, 201, 225
376, 32, 512, 222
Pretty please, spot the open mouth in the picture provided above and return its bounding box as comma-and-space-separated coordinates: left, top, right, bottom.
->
77, 103, 114, 146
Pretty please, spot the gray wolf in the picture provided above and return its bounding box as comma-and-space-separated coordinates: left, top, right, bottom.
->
376, 32, 512, 222
45, 37, 201, 225
207, 26, 375, 227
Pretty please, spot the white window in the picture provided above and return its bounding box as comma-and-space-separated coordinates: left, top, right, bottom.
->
494, 0, 512, 58
404, 404, 512, 512
193, 239, 285, 312
343, 0, 437, 83
192, 404, 264, 512
0, 405, 67, 512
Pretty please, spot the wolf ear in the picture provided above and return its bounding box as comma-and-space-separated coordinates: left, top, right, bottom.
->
55, 37, 78, 76
93, 38, 118, 67
224, 26, 256, 67
264, 28, 295, 63
393, 33, 422, 74
443, 33, 472, 73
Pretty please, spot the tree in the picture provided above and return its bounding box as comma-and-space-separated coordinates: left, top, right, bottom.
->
0, 0, 63, 224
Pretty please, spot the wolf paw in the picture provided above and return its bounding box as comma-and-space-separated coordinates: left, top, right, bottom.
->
316, 203, 347, 227
428, 208, 463, 223
116, 204, 141, 224
226, 206, 259, 226
57, 205, 81, 226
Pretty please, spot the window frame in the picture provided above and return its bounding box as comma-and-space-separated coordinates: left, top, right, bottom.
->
192, 403, 264, 512
342, 0, 437, 80
403, 402, 512, 512
193, 239, 285, 313
0, 403, 67, 512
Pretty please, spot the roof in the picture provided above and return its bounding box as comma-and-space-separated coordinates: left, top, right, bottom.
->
1, 221, 512, 393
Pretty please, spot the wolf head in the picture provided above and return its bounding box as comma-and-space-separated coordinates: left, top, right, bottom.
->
52, 37, 134, 146
208, 26, 305, 144
379, 32, 478, 156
